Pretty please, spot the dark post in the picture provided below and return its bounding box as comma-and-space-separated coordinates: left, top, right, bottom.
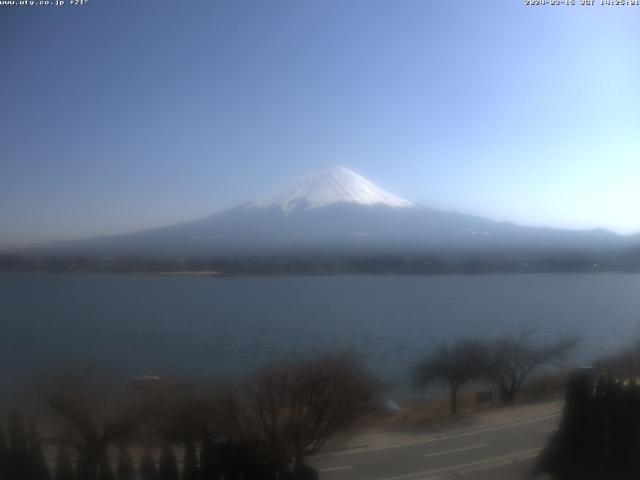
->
7, 410, 30, 480
54, 445, 74, 480
534, 367, 595, 478
559, 366, 595, 463
28, 424, 51, 480
98, 451, 115, 480
157, 444, 178, 480
139, 449, 157, 480
199, 431, 219, 480
0, 424, 7, 480
116, 444, 136, 480
181, 440, 198, 480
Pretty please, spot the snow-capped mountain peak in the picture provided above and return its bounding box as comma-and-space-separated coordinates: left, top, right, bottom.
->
248, 166, 414, 213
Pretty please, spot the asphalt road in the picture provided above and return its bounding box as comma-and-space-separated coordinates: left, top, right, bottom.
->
310, 411, 560, 480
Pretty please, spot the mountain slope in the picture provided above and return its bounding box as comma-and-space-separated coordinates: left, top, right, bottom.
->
20, 166, 640, 258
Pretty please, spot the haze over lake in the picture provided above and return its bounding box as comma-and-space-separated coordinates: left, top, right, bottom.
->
3, 272, 640, 397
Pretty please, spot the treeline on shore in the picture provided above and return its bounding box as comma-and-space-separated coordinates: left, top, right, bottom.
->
2, 252, 640, 275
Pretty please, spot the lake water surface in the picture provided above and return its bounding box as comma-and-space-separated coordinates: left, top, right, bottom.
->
2, 272, 640, 397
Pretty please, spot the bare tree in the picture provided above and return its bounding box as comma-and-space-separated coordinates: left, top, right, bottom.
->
485, 331, 578, 404
414, 340, 487, 415
41, 371, 159, 480
219, 351, 379, 475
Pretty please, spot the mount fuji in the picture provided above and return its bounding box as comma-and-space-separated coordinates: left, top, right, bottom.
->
247, 166, 414, 212
26, 166, 639, 258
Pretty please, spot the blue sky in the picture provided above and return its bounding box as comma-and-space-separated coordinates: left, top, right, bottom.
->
1, 0, 639, 246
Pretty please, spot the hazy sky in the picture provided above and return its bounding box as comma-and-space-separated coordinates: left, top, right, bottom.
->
1, 0, 639, 246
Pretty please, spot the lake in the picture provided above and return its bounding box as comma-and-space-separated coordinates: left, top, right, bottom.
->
2, 272, 640, 398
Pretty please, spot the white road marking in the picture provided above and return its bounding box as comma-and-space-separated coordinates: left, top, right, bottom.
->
315, 411, 560, 457
426, 413, 560, 442
318, 466, 352, 473
450, 450, 540, 478
378, 448, 542, 480
542, 427, 558, 433
423, 443, 488, 458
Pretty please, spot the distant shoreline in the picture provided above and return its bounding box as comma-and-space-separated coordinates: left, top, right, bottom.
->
2, 250, 640, 277
2, 269, 640, 279
156, 270, 221, 277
